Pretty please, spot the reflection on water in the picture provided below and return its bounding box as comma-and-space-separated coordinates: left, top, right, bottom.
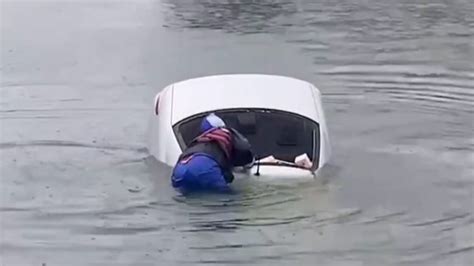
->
1, 0, 473, 265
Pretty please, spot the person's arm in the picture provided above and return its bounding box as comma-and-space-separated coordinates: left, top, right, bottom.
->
228, 127, 255, 167
222, 168, 235, 183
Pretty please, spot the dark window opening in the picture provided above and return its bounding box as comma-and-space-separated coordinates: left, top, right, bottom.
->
173, 109, 320, 167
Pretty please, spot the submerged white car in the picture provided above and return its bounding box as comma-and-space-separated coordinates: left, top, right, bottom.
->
147, 74, 331, 179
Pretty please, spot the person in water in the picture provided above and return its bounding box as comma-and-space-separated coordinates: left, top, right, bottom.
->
171, 113, 255, 193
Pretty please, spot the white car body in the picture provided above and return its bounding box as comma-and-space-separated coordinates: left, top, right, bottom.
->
147, 74, 331, 179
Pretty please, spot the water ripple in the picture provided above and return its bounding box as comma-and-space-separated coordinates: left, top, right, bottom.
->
0, 140, 147, 153
189, 242, 289, 250
181, 215, 311, 232
409, 213, 471, 227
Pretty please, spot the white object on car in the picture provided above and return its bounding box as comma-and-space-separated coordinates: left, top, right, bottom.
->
259, 155, 277, 163
294, 153, 313, 169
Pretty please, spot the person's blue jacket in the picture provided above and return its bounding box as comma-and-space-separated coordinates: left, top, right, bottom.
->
171, 114, 255, 192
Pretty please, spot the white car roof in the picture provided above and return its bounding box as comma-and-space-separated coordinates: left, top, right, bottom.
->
170, 74, 321, 125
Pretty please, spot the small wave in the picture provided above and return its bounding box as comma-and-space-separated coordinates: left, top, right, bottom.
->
0, 107, 146, 113
31, 200, 176, 221
194, 254, 290, 264
409, 213, 470, 227
435, 179, 474, 189
189, 242, 289, 250
317, 65, 474, 113
0, 140, 147, 153
0, 116, 64, 120
109, 158, 148, 166
442, 245, 474, 256
86, 225, 163, 235
191, 259, 254, 265
0, 207, 35, 212
181, 215, 311, 232
357, 211, 407, 225
313, 208, 363, 225
172, 185, 304, 210
319, 65, 474, 79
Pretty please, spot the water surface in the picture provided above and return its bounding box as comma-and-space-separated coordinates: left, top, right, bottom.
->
1, 0, 473, 265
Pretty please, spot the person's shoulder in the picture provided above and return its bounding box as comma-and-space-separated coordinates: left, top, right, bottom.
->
222, 126, 238, 134
206, 127, 230, 135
